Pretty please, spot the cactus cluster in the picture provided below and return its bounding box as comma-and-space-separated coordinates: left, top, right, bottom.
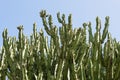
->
0, 10, 120, 80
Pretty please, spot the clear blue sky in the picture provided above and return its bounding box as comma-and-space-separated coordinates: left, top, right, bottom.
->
0, 0, 120, 46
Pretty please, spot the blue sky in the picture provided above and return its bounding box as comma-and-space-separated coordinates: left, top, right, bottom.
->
0, 0, 120, 46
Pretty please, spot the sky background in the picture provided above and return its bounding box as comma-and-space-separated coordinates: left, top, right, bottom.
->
0, 0, 120, 46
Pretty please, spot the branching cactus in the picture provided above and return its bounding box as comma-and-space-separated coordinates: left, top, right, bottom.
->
0, 10, 120, 80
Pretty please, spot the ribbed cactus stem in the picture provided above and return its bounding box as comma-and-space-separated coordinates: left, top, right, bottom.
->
17, 25, 24, 49
1, 10, 120, 80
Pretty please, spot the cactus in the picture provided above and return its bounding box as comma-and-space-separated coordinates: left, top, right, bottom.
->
0, 10, 120, 80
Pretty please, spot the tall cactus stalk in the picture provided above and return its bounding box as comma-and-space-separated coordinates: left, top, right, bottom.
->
0, 10, 120, 80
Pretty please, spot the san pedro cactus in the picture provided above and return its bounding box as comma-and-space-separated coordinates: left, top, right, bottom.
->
0, 10, 120, 80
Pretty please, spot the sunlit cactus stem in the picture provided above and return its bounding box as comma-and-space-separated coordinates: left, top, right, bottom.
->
0, 10, 120, 80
